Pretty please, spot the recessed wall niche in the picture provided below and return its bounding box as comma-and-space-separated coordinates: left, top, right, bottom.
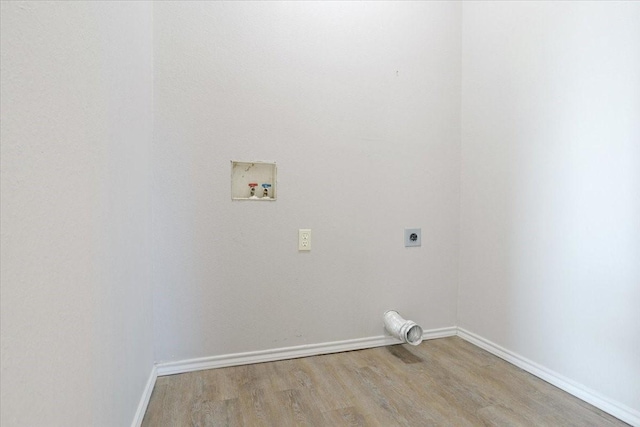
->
231, 161, 277, 201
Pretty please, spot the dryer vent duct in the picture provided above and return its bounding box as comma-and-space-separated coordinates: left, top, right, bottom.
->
383, 310, 423, 346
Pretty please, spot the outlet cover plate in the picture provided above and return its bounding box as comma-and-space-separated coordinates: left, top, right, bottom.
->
299, 229, 311, 251
405, 228, 421, 247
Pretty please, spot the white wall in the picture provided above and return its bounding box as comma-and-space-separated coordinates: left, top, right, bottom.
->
152, 1, 462, 362
0, 2, 154, 425
460, 1, 640, 414
3, 1, 638, 424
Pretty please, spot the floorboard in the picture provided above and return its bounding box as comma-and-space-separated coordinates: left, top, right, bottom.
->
142, 337, 628, 426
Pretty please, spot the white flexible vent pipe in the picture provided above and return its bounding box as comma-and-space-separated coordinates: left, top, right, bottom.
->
383, 310, 423, 346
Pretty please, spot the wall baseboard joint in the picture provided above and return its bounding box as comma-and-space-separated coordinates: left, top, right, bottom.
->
156, 326, 457, 377
131, 365, 158, 427
457, 327, 640, 427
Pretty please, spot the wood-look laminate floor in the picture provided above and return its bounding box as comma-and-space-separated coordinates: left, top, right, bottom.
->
142, 337, 628, 426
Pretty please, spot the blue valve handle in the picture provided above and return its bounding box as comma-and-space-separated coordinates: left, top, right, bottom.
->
261, 183, 271, 197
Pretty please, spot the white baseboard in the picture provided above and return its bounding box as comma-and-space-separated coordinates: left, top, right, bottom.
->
138, 326, 637, 426
422, 326, 459, 340
156, 326, 457, 376
131, 365, 158, 427
457, 328, 640, 427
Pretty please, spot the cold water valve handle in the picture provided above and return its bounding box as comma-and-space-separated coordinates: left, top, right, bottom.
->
262, 183, 272, 198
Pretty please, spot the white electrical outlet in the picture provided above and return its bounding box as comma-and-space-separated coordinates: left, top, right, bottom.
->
299, 229, 311, 251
